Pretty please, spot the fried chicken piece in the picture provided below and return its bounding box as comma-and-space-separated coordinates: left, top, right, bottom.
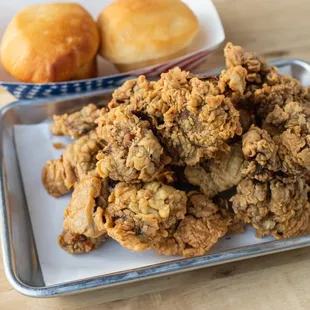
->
218, 47, 259, 132
276, 132, 310, 176
224, 42, 310, 118
58, 230, 106, 254
96, 105, 170, 183
254, 79, 309, 119
231, 101, 310, 238
218, 65, 247, 95
231, 177, 310, 238
154, 68, 243, 165
264, 102, 310, 175
184, 163, 216, 196
184, 143, 245, 197
58, 176, 108, 253
175, 193, 228, 257
42, 159, 69, 198
111, 65, 247, 112
42, 132, 104, 197
242, 126, 280, 181
51, 104, 101, 138
110, 68, 244, 165
110, 72, 216, 118
224, 42, 273, 85
272, 101, 310, 135
262, 104, 290, 136
152, 193, 228, 257
109, 75, 161, 116
104, 182, 187, 252
152, 167, 176, 184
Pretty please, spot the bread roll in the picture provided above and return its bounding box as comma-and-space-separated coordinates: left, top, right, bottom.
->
97, 0, 199, 72
0, 3, 99, 83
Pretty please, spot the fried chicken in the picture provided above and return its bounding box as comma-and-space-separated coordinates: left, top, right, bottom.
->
224, 42, 273, 85
104, 182, 187, 252
42, 159, 70, 198
224, 42, 310, 119
58, 231, 106, 254
151, 68, 243, 165
58, 176, 108, 253
242, 119, 310, 180
242, 126, 279, 181
233, 107, 310, 238
51, 104, 101, 138
265, 102, 310, 175
184, 143, 245, 197
44, 42, 310, 258
231, 177, 310, 238
110, 67, 244, 165
96, 105, 170, 183
109, 75, 158, 115
152, 192, 228, 257
254, 77, 310, 119
42, 132, 104, 197
276, 131, 310, 176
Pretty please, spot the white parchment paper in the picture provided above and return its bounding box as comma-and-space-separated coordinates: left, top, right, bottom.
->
14, 124, 274, 286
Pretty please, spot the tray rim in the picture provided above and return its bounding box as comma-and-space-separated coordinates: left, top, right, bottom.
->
1, 57, 310, 298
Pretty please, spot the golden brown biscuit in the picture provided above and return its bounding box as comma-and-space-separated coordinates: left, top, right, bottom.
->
0, 3, 99, 82
97, 0, 199, 72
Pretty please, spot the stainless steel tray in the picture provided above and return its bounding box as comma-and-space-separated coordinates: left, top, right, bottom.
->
1, 58, 310, 298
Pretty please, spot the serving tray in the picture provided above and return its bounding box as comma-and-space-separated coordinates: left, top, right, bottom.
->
1, 58, 310, 297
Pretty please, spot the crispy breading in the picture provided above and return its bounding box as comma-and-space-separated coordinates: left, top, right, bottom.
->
104, 182, 187, 252
184, 143, 245, 197
152, 68, 243, 165
43, 42, 310, 257
152, 193, 228, 257
110, 67, 244, 165
231, 177, 310, 238
42, 159, 69, 198
224, 42, 310, 118
58, 231, 105, 254
51, 104, 101, 138
58, 176, 108, 253
42, 132, 104, 197
242, 126, 280, 181
224, 42, 273, 85
268, 102, 310, 175
96, 105, 170, 183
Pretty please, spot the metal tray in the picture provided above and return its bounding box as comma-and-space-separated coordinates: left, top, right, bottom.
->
1, 58, 310, 298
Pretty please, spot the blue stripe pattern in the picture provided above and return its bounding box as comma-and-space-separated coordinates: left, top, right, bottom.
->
0, 74, 136, 99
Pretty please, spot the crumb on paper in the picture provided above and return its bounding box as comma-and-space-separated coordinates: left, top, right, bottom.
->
53, 142, 66, 149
